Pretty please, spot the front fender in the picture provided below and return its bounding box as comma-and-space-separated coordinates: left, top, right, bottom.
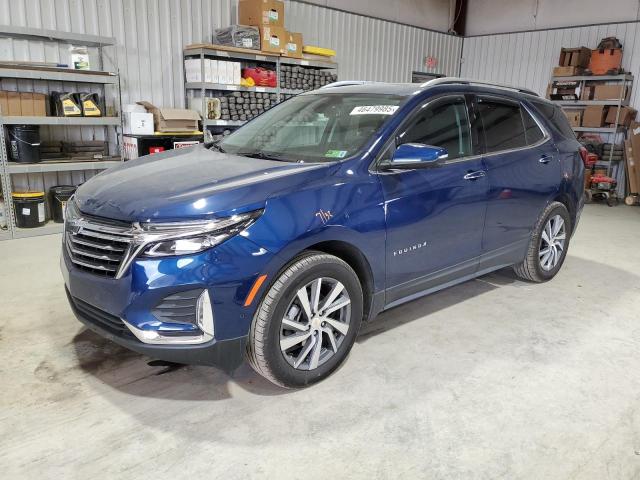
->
242, 171, 387, 293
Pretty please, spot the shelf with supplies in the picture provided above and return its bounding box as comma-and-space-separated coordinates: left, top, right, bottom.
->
183, 44, 338, 137
1, 116, 121, 126
0, 27, 122, 241
572, 126, 626, 133
185, 82, 278, 94
184, 45, 280, 63
7, 158, 122, 174
0, 66, 118, 84
551, 73, 633, 82
553, 100, 630, 107
203, 119, 246, 127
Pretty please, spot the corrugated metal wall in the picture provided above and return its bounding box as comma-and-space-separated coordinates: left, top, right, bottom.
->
0, 0, 462, 108
461, 22, 640, 110
0, 0, 461, 197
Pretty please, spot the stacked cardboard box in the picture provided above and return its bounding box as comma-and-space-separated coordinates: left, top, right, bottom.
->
0, 91, 47, 116
238, 0, 303, 57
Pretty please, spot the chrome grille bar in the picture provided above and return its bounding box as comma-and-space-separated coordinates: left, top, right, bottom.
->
65, 213, 134, 278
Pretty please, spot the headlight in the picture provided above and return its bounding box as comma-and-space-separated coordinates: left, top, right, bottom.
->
139, 210, 262, 258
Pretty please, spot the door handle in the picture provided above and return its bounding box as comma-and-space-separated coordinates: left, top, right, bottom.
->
539, 154, 553, 164
463, 170, 486, 181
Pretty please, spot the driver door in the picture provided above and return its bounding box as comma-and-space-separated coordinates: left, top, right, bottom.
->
377, 95, 489, 306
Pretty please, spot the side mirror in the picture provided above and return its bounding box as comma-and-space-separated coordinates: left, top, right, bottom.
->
383, 143, 448, 170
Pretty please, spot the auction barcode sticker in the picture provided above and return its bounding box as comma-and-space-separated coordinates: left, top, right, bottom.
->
350, 105, 399, 115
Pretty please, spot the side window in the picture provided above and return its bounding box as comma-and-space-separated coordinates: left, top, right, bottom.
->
477, 99, 527, 152
399, 96, 472, 160
532, 100, 576, 139
521, 106, 545, 145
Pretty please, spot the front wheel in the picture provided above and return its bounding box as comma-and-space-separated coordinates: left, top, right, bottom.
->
513, 202, 571, 283
247, 252, 363, 388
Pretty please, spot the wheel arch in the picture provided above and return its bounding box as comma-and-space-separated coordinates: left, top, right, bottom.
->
552, 191, 576, 230
301, 240, 376, 323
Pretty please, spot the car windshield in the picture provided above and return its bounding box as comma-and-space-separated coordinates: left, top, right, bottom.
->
219, 93, 405, 162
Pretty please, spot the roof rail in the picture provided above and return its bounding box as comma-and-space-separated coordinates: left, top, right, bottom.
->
320, 80, 377, 89
421, 77, 539, 97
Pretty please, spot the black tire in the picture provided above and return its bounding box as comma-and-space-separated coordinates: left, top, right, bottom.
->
513, 202, 572, 283
246, 251, 363, 388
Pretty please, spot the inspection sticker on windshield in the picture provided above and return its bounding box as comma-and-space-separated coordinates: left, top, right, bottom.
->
325, 150, 348, 158
350, 105, 398, 115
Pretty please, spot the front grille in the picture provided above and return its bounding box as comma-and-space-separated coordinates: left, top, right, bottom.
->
67, 291, 132, 338
65, 215, 133, 278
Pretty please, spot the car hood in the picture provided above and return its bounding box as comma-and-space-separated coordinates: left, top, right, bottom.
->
75, 145, 327, 222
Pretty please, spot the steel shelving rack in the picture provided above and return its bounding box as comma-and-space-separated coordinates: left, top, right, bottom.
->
549, 73, 634, 178
183, 45, 338, 130
0, 26, 123, 240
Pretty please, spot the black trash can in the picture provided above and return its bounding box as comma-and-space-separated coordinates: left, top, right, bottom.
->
12, 191, 46, 228
49, 185, 77, 223
8, 125, 41, 163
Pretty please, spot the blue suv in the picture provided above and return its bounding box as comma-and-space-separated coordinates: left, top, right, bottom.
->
62, 78, 584, 388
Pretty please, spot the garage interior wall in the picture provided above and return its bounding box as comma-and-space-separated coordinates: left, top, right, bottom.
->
0, 0, 462, 108
0, 0, 461, 193
460, 21, 640, 111
465, 0, 640, 36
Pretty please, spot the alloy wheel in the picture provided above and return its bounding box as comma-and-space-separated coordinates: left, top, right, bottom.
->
280, 277, 352, 371
539, 214, 566, 271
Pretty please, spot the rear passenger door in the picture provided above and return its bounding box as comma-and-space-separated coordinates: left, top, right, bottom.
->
475, 96, 560, 270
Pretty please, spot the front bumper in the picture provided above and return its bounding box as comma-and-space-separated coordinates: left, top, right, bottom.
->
62, 233, 277, 371
66, 287, 247, 371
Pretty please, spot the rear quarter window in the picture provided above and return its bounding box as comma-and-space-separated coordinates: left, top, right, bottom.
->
531, 101, 576, 139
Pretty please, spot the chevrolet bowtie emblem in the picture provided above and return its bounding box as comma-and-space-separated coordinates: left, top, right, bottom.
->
315, 209, 333, 224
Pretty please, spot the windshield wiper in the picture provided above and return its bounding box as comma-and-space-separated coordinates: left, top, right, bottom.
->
236, 150, 292, 162
208, 141, 226, 153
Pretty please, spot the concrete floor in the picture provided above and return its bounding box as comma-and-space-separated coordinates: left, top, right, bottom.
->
1, 204, 640, 479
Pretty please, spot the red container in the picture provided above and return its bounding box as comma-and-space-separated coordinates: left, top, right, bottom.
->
242, 67, 277, 87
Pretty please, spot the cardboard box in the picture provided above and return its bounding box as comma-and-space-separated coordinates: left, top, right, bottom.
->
283, 31, 303, 58
124, 111, 154, 134
605, 106, 637, 127
563, 109, 582, 127
20, 93, 34, 116
629, 122, 640, 192
184, 59, 202, 83
7, 91, 21, 115
233, 62, 241, 85
559, 47, 591, 68
239, 0, 284, 27
259, 25, 286, 54
553, 66, 583, 76
581, 85, 595, 100
137, 101, 200, 132
209, 59, 219, 84
0, 91, 7, 115
33, 93, 46, 116
594, 84, 627, 101
582, 105, 608, 127
625, 139, 638, 194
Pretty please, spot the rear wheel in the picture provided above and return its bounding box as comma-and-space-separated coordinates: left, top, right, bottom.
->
247, 252, 363, 388
514, 202, 571, 282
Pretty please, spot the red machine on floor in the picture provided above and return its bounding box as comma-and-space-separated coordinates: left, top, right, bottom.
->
581, 147, 619, 206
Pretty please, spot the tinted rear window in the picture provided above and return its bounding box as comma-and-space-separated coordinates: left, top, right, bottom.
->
532, 101, 576, 139
521, 107, 545, 145
478, 99, 527, 152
